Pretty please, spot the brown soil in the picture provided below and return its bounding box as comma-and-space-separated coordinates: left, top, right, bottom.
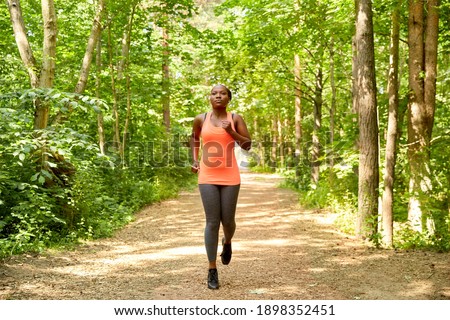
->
1, 173, 449, 300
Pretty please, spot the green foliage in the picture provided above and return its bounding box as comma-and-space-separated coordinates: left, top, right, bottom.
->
0, 86, 195, 259
394, 224, 450, 252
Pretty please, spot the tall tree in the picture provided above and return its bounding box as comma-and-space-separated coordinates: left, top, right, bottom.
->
328, 36, 336, 173
311, 65, 323, 186
119, 3, 137, 162
7, 0, 57, 129
407, 0, 440, 233
354, 0, 379, 239
95, 34, 106, 155
53, 0, 106, 123
162, 25, 171, 132
294, 53, 302, 160
381, 0, 402, 247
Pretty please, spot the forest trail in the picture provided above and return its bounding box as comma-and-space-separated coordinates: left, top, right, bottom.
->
1, 173, 449, 300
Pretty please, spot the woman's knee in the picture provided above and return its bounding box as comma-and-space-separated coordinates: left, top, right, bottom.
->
205, 221, 221, 232
221, 220, 236, 231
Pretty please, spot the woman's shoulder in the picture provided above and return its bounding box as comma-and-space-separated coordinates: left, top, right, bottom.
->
193, 112, 208, 128
194, 112, 209, 120
229, 112, 245, 122
193, 112, 206, 120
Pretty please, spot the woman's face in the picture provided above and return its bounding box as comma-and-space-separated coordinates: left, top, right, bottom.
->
210, 85, 230, 109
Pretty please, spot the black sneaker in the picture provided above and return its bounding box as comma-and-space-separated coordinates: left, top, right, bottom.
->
220, 237, 232, 265
207, 268, 219, 289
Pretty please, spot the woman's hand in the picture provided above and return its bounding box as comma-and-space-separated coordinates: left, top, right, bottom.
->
221, 120, 233, 133
191, 160, 200, 173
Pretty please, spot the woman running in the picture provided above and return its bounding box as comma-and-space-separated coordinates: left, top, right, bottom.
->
190, 84, 251, 289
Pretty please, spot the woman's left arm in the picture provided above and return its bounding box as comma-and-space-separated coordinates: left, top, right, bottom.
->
222, 114, 252, 151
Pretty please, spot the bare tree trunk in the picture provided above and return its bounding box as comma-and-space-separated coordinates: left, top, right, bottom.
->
407, 0, 439, 233
382, 0, 402, 247
355, 0, 379, 240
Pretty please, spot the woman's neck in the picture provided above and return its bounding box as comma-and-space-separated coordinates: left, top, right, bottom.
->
211, 108, 228, 118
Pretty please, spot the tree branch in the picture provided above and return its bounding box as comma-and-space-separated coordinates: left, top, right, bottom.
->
6, 0, 39, 87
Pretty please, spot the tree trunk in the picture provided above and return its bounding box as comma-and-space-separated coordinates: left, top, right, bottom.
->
424, 0, 439, 139
381, 0, 401, 247
351, 1, 358, 115
162, 26, 171, 133
96, 33, 105, 155
329, 37, 336, 173
117, 5, 137, 163
294, 54, 302, 158
355, 0, 379, 240
8, 0, 57, 130
75, 0, 105, 94
254, 117, 265, 168
35, 0, 57, 130
107, 24, 121, 152
122, 74, 132, 164
53, 0, 106, 123
271, 117, 278, 168
311, 66, 323, 186
278, 116, 284, 168
407, 0, 439, 233
117, 3, 136, 80
6, 0, 39, 88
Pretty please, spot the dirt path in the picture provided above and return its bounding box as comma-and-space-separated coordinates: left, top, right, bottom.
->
1, 173, 449, 300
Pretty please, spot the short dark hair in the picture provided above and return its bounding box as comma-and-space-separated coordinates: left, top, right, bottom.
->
225, 87, 232, 100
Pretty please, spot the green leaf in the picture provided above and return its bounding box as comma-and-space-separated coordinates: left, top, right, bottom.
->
46, 161, 58, 168
38, 176, 46, 184
41, 170, 53, 179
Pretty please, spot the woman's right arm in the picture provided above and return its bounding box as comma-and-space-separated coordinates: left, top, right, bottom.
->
190, 114, 203, 173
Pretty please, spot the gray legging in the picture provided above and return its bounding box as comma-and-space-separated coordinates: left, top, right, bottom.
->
198, 184, 241, 262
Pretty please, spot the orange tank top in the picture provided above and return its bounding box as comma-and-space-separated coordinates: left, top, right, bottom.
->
198, 112, 240, 185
